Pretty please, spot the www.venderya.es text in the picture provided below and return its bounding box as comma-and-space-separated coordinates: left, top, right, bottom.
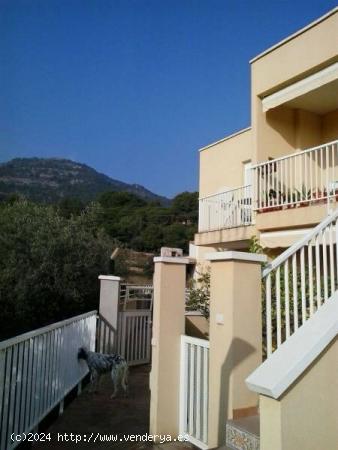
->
12, 432, 189, 444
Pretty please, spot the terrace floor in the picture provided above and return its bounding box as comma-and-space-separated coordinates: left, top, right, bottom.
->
32, 365, 195, 450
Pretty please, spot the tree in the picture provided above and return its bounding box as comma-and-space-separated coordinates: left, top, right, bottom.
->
56, 197, 85, 218
162, 223, 194, 252
0, 200, 112, 339
98, 191, 147, 209
95, 190, 198, 253
171, 191, 198, 223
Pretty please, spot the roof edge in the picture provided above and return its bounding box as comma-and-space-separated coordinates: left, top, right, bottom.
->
199, 127, 251, 152
250, 6, 338, 64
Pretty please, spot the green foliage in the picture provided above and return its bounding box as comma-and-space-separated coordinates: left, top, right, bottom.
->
97, 190, 198, 253
171, 191, 199, 222
249, 236, 264, 254
249, 235, 329, 356
0, 200, 113, 339
186, 267, 210, 319
0, 188, 198, 339
56, 197, 85, 218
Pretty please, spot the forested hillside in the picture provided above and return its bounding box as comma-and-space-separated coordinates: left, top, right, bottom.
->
0, 157, 169, 204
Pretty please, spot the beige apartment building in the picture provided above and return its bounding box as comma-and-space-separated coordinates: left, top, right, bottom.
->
149, 9, 338, 450
194, 7, 338, 261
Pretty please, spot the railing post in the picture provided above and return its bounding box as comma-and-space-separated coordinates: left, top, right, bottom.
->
98, 275, 121, 349
206, 251, 267, 448
149, 255, 190, 439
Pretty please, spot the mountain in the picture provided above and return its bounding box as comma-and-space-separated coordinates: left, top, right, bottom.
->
0, 158, 170, 205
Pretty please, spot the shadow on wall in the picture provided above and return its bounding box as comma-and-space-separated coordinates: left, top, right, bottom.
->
266, 106, 296, 152
218, 337, 256, 444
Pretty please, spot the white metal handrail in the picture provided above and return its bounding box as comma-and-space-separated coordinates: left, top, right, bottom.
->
263, 208, 338, 357
179, 335, 209, 450
252, 140, 338, 211
96, 314, 117, 354
0, 311, 97, 450
198, 185, 252, 232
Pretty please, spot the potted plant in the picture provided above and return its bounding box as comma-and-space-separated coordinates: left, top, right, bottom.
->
294, 185, 312, 207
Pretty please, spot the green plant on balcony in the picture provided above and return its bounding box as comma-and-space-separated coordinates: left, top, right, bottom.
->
294, 185, 312, 206
186, 266, 210, 319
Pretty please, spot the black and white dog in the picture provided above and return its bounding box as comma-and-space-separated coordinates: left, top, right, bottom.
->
78, 347, 128, 398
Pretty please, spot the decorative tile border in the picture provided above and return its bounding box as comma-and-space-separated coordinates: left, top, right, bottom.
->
226, 423, 260, 450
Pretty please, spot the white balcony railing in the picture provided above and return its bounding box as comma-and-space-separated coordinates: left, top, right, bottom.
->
252, 140, 338, 212
198, 185, 252, 232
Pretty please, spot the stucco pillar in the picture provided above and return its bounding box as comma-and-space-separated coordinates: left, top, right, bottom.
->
149, 256, 189, 438
206, 251, 267, 448
98, 275, 121, 341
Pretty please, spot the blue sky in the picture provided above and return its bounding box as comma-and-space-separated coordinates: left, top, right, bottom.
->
0, 0, 336, 198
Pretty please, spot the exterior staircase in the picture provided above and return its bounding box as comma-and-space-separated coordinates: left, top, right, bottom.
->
218, 208, 338, 450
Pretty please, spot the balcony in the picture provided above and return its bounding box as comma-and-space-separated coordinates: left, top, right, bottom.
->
198, 140, 338, 235
252, 140, 338, 213
198, 185, 252, 233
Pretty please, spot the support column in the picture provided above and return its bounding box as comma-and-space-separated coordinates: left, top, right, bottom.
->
206, 251, 267, 448
98, 275, 121, 341
149, 256, 190, 438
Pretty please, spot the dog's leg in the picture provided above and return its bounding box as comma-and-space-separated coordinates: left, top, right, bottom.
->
89, 371, 96, 393
121, 365, 129, 397
110, 366, 118, 399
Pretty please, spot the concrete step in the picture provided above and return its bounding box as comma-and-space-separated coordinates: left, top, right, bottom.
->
225, 415, 260, 450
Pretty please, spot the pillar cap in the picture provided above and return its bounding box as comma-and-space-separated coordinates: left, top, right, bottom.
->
206, 251, 267, 263
98, 275, 121, 281
153, 256, 191, 264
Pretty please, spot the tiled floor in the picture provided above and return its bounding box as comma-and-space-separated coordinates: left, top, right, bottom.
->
33, 365, 195, 450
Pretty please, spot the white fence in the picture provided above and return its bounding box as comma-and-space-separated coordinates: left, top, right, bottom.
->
0, 311, 96, 450
198, 185, 252, 232
118, 311, 152, 366
253, 140, 338, 211
119, 284, 153, 311
263, 208, 338, 357
180, 335, 209, 450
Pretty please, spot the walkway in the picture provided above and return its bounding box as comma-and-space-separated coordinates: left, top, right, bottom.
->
33, 365, 195, 450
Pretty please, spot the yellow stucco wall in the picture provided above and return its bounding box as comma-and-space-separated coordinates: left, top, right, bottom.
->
322, 109, 338, 141
149, 260, 186, 438
198, 10, 338, 198
251, 10, 338, 96
199, 128, 252, 198
260, 337, 338, 450
208, 255, 263, 448
196, 9, 337, 248
251, 9, 338, 163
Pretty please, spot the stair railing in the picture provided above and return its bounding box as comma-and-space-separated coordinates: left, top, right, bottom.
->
263, 208, 338, 357
96, 314, 117, 354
